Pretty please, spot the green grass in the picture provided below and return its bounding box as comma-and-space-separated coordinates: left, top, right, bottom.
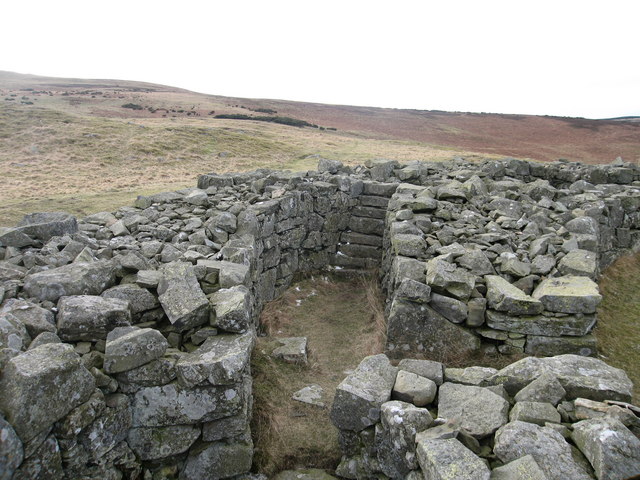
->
596, 253, 640, 402
251, 273, 386, 476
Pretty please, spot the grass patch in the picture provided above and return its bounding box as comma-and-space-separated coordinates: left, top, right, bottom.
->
596, 253, 640, 402
250, 273, 385, 476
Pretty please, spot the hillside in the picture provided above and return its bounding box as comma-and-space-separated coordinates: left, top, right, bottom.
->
1, 70, 639, 225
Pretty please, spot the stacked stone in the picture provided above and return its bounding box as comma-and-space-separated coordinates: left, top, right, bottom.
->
331, 353, 640, 480
379, 158, 640, 358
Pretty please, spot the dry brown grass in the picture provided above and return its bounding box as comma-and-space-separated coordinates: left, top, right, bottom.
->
596, 253, 640, 403
251, 273, 385, 476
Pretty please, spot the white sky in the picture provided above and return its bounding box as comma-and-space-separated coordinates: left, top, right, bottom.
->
1, 0, 639, 119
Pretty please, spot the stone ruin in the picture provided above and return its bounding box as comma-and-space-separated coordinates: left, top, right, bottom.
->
0, 156, 639, 479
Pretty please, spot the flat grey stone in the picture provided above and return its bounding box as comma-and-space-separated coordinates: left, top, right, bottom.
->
532, 276, 602, 314
509, 401, 561, 426
330, 354, 397, 431
127, 424, 200, 461
392, 370, 437, 406
558, 249, 597, 279
23, 260, 116, 302
104, 327, 168, 374
0, 299, 56, 338
132, 382, 244, 427
272, 337, 308, 364
444, 366, 498, 386
437, 382, 509, 438
57, 295, 131, 342
490, 455, 549, 480
397, 358, 444, 385
176, 332, 254, 387
0, 343, 95, 442
429, 292, 468, 324
101, 284, 159, 315
494, 421, 592, 480
15, 211, 77, 242
417, 437, 490, 480
514, 371, 566, 406
525, 334, 597, 357
292, 385, 325, 407
485, 355, 633, 402
485, 275, 543, 315
486, 310, 596, 337
426, 258, 476, 301
180, 436, 253, 480
572, 417, 640, 480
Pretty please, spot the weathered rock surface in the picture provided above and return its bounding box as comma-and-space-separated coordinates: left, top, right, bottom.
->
209, 285, 252, 333
437, 383, 510, 438
271, 336, 308, 364
157, 261, 210, 331
490, 455, 549, 480
0, 415, 23, 480
494, 421, 593, 480
127, 424, 201, 461
0, 343, 95, 441
176, 332, 254, 387
57, 295, 131, 342
417, 437, 490, 480
180, 436, 253, 480
392, 370, 437, 406
572, 416, 640, 480
330, 354, 398, 431
23, 260, 116, 302
486, 275, 543, 315
104, 327, 168, 374
532, 276, 602, 314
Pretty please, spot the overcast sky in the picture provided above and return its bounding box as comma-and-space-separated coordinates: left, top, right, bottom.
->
2, 0, 638, 119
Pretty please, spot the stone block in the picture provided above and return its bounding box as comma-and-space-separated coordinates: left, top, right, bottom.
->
57, 295, 131, 342
532, 276, 602, 314
158, 262, 210, 331
104, 327, 168, 374
209, 286, 252, 333
417, 438, 490, 480
485, 275, 543, 315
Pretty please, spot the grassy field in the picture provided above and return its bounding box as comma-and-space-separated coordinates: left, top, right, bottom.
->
0, 101, 491, 226
596, 253, 640, 402
251, 273, 386, 475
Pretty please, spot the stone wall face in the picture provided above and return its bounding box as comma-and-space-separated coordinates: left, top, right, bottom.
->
0, 156, 639, 478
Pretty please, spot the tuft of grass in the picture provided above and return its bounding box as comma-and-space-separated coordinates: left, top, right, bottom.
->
596, 253, 640, 403
251, 273, 385, 476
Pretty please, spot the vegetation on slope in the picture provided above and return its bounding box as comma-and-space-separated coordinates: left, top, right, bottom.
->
596, 253, 640, 402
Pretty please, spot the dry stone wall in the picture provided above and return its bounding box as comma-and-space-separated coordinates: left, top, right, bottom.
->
0, 156, 639, 479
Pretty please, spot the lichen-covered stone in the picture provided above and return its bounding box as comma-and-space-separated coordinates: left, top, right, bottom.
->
0, 313, 30, 351
176, 332, 254, 387
157, 261, 210, 331
437, 383, 509, 438
0, 415, 23, 480
180, 435, 253, 480
127, 424, 201, 461
509, 402, 561, 426
23, 260, 116, 302
330, 354, 397, 432
572, 417, 640, 480
0, 299, 56, 338
78, 394, 132, 459
104, 326, 168, 374
132, 382, 244, 427
532, 276, 602, 314
485, 275, 543, 315
494, 421, 592, 480
513, 372, 566, 406
0, 343, 95, 442
490, 455, 549, 480
486, 310, 595, 337
392, 370, 437, 406
57, 295, 131, 342
101, 283, 159, 315
417, 437, 490, 480
209, 286, 252, 333
11, 434, 63, 480
53, 389, 106, 439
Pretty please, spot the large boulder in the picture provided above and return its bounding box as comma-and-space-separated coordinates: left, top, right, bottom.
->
330, 354, 397, 432
176, 332, 254, 388
486, 310, 595, 337
494, 421, 592, 480
57, 295, 131, 342
572, 417, 640, 480
0, 343, 95, 442
485, 275, 543, 315
532, 276, 602, 314
23, 260, 116, 302
437, 383, 510, 438
15, 212, 78, 242
485, 355, 633, 402
417, 437, 490, 480
157, 262, 210, 331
